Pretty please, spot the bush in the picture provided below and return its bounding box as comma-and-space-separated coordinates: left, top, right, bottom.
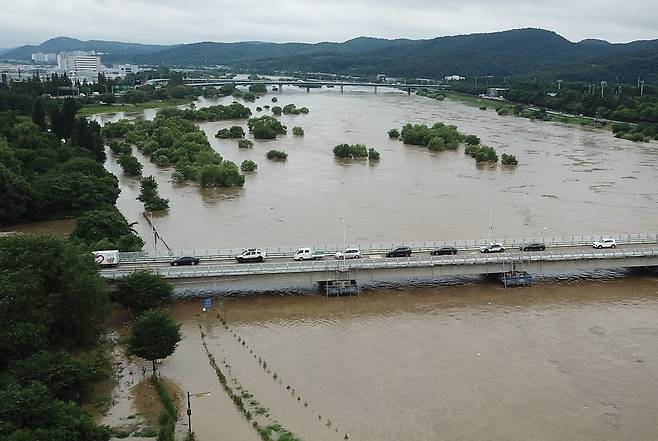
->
501, 153, 518, 166
464, 134, 480, 145
248, 116, 286, 139
333, 143, 369, 158
240, 160, 257, 172
479, 105, 487, 110
427, 137, 446, 151
496, 108, 509, 116
388, 128, 400, 138
72, 206, 144, 252
238, 139, 254, 148
292, 127, 304, 136
242, 92, 257, 102
117, 154, 143, 176
215, 126, 245, 139
271, 97, 278, 103
198, 161, 245, 187
137, 176, 169, 211
249, 84, 267, 94
368, 148, 380, 160
271, 106, 282, 116
112, 271, 173, 314
266, 150, 288, 160
465, 144, 498, 163
400, 122, 461, 149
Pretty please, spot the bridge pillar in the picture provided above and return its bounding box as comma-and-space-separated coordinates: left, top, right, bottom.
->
374, 85, 378, 93
407, 88, 411, 95
306, 87, 310, 93
278, 84, 283, 92
340, 85, 344, 93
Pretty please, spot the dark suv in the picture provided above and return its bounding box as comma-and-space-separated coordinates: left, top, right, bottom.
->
519, 242, 546, 251
386, 246, 412, 257
431, 246, 458, 256
170, 256, 200, 266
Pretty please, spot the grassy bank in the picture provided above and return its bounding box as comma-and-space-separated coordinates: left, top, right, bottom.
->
444, 92, 601, 127
78, 98, 193, 116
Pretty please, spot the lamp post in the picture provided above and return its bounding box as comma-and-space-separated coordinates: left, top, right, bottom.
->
186, 391, 211, 436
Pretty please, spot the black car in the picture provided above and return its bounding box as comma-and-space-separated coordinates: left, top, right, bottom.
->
431, 246, 458, 256
519, 242, 546, 252
170, 256, 200, 266
386, 246, 412, 257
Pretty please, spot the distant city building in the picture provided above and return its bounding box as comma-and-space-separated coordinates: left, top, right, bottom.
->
445, 75, 465, 81
57, 51, 102, 81
115, 64, 139, 77
31, 52, 57, 63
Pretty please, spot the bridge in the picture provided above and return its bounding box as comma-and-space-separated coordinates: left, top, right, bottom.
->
101, 233, 658, 294
145, 78, 450, 94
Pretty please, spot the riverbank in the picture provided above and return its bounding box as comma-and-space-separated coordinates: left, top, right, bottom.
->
444, 91, 600, 127
78, 98, 193, 116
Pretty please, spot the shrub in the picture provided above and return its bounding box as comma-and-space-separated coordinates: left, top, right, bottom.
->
299, 107, 309, 114
271, 106, 282, 116
501, 153, 518, 166
137, 176, 169, 211
333, 143, 368, 158
465, 144, 498, 163
292, 127, 304, 136
271, 97, 278, 103
479, 105, 487, 110
242, 92, 257, 102
215, 126, 245, 139
238, 139, 254, 148
368, 148, 380, 160
256, 106, 263, 112
388, 128, 400, 138
427, 137, 446, 151
464, 134, 480, 145
199, 161, 245, 187
118, 154, 143, 176
249, 84, 267, 94
266, 150, 288, 160
496, 108, 510, 116
248, 116, 286, 139
240, 160, 257, 172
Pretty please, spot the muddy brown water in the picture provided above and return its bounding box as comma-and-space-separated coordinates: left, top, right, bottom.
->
95, 87, 658, 252
153, 277, 658, 441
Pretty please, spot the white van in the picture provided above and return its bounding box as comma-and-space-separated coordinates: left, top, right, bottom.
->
93, 250, 120, 266
293, 248, 326, 261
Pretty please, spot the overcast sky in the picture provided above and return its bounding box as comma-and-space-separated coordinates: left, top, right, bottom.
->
2, 0, 657, 47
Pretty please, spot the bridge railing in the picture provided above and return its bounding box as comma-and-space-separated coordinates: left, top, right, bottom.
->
116, 233, 658, 263
102, 246, 658, 279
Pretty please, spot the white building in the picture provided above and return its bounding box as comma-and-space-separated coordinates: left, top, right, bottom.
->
57, 51, 103, 81
445, 75, 465, 81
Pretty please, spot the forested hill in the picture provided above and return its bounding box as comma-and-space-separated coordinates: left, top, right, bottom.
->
4, 29, 658, 82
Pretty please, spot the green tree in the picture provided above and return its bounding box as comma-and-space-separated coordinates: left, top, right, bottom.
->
50, 98, 78, 140
249, 83, 267, 94
70, 117, 106, 162
464, 134, 480, 145
71, 207, 144, 252
292, 126, 304, 136
0, 164, 33, 225
31, 98, 46, 130
118, 154, 143, 176
112, 271, 174, 314
0, 234, 109, 366
240, 160, 257, 172
266, 150, 288, 160
388, 128, 400, 138
128, 310, 181, 374
137, 176, 169, 211
238, 139, 253, 148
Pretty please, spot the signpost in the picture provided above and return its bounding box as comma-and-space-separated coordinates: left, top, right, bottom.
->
202, 298, 212, 312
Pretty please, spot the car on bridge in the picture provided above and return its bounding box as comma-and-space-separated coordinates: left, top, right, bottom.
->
519, 242, 546, 251
430, 246, 458, 256
593, 238, 617, 249
386, 246, 412, 257
480, 242, 505, 253
170, 256, 200, 266
335, 248, 362, 259
236, 249, 266, 263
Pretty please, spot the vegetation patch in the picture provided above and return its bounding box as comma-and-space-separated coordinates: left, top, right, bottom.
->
138, 176, 169, 211
249, 116, 287, 139
266, 150, 288, 160
292, 126, 304, 136
464, 144, 498, 163
241, 160, 258, 172
215, 126, 245, 139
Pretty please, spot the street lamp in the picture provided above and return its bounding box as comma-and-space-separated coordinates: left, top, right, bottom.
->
187, 391, 211, 436
338, 217, 347, 268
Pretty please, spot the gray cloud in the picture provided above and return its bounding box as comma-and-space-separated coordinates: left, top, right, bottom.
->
2, 0, 657, 47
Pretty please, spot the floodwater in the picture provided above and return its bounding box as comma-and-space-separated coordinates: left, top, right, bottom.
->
96, 87, 658, 251
153, 276, 658, 441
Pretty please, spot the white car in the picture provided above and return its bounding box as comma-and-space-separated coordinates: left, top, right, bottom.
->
236, 248, 266, 263
593, 239, 617, 249
479, 242, 505, 253
335, 248, 362, 259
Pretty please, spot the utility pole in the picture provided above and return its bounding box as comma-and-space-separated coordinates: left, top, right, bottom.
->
557, 79, 563, 91
600, 81, 607, 98
640, 80, 645, 97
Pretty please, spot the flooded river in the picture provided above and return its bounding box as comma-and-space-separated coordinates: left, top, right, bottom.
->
88, 86, 658, 441
95, 87, 658, 251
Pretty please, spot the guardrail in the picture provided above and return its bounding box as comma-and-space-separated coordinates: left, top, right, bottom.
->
101, 246, 658, 280
116, 233, 658, 264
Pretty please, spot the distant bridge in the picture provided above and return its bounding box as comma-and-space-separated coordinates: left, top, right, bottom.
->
101, 233, 658, 294
145, 78, 450, 94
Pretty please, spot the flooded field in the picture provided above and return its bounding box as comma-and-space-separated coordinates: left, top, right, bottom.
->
139, 276, 658, 441
96, 87, 658, 251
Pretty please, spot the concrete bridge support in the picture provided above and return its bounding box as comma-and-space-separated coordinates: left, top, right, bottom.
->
340, 85, 344, 93
374, 85, 378, 93
407, 88, 411, 95
278, 84, 283, 92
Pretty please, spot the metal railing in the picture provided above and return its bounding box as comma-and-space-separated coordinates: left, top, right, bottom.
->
101, 246, 658, 280
116, 233, 658, 264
